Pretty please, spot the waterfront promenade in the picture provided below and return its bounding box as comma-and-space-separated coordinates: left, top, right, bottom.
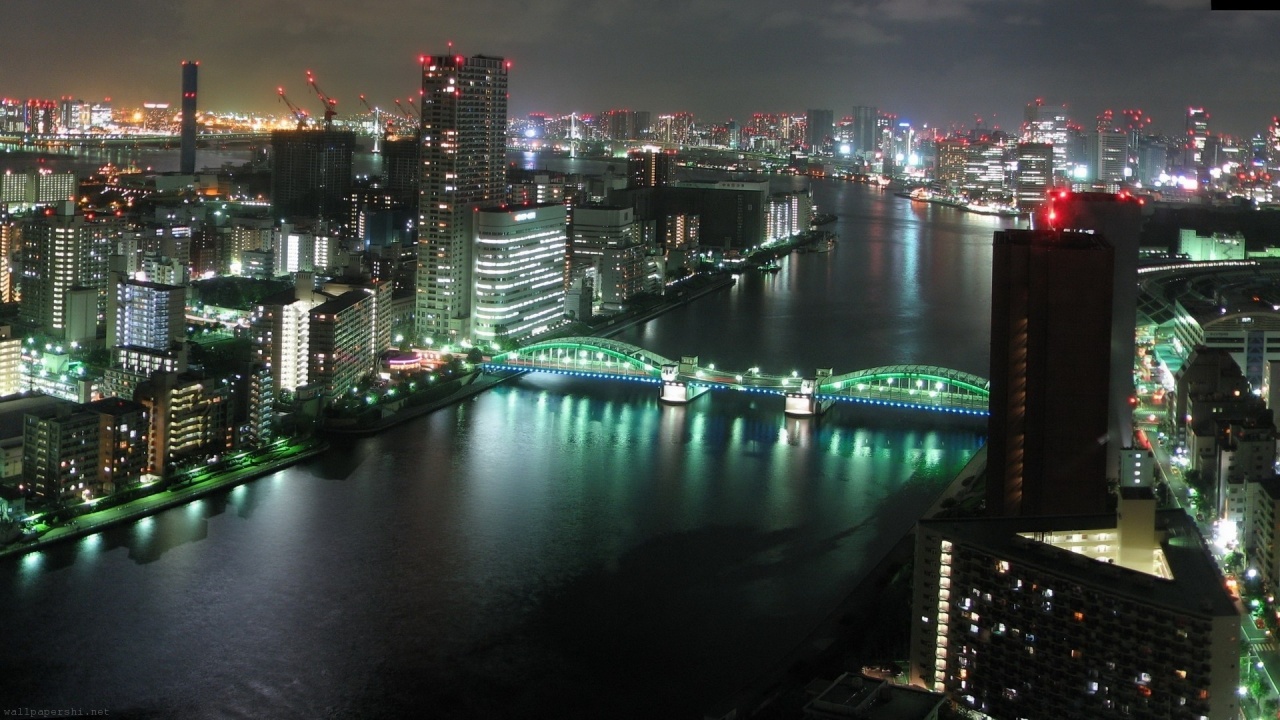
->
0, 437, 329, 561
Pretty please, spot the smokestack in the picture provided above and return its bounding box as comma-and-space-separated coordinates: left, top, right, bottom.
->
180, 61, 198, 175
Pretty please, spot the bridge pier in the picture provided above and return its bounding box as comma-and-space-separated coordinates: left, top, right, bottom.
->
660, 364, 708, 404
784, 378, 830, 417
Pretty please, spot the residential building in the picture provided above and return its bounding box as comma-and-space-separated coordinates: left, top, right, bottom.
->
910, 492, 1240, 720
416, 52, 508, 342
988, 229, 1114, 517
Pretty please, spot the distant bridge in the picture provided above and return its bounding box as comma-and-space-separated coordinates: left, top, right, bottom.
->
482, 336, 988, 417
0, 132, 275, 149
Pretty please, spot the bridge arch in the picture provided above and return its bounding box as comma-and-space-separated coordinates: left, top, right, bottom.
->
488, 337, 674, 378
819, 365, 990, 414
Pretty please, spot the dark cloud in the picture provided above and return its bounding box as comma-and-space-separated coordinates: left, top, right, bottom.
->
4, 0, 1277, 136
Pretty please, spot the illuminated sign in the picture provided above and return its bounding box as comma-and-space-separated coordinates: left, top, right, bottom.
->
513, 211, 536, 221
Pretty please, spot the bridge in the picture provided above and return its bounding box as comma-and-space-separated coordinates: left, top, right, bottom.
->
482, 337, 988, 417
0, 132, 275, 150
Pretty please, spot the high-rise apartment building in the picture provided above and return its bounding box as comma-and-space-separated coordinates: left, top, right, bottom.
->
935, 138, 968, 191
627, 150, 675, 189
106, 274, 187, 376
416, 52, 508, 342
19, 201, 118, 337
308, 290, 377, 400
1042, 192, 1144, 479
472, 204, 567, 344
250, 272, 331, 396
987, 229, 1114, 517
910, 490, 1240, 720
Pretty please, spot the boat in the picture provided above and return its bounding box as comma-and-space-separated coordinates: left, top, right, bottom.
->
757, 261, 781, 273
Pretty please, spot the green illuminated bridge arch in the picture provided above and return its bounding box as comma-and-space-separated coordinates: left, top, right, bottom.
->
484, 338, 989, 416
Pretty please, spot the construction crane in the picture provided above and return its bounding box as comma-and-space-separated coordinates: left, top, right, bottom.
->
392, 98, 415, 121
277, 87, 309, 129
305, 70, 338, 130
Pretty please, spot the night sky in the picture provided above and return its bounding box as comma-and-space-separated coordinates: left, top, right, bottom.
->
8, 0, 1278, 137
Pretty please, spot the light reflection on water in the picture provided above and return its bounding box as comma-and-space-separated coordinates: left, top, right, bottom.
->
0, 170, 996, 719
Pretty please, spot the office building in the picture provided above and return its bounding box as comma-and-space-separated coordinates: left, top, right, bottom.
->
1014, 143, 1053, 212
416, 52, 508, 342
472, 204, 567, 344
987, 229, 1114, 517
910, 491, 1240, 720
570, 206, 644, 312
180, 61, 198, 175
228, 217, 273, 275
270, 129, 355, 223
1088, 130, 1128, 187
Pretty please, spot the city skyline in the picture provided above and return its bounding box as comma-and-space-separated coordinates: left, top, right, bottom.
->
6, 1, 1279, 137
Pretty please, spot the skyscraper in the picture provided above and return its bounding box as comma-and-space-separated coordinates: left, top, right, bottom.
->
850, 106, 877, 158
416, 53, 508, 342
1042, 192, 1144, 481
987, 228, 1114, 517
180, 61, 198, 175
1186, 107, 1209, 168
805, 109, 833, 153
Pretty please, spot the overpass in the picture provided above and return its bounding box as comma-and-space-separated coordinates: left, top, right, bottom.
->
482, 337, 988, 417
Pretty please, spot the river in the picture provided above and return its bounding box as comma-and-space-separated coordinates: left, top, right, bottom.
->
0, 151, 1011, 719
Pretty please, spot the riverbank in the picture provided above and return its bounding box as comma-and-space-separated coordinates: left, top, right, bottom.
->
704, 445, 988, 719
593, 273, 737, 339
0, 437, 329, 560
317, 370, 524, 438
3, 272, 738, 554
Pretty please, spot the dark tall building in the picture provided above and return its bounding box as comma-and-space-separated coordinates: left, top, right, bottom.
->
987, 229, 1114, 517
270, 129, 356, 224
1041, 192, 1144, 480
180, 61, 198, 175
850, 105, 877, 158
416, 53, 508, 341
806, 109, 833, 153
